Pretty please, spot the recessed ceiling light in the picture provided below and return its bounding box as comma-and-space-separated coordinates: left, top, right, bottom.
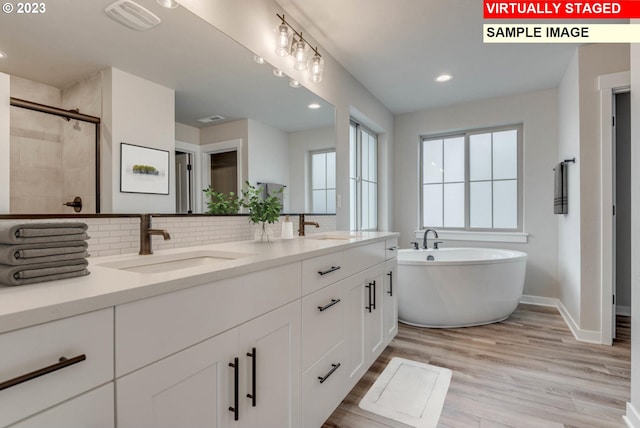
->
435, 73, 453, 83
157, 0, 179, 8
308, 103, 321, 109
0, 51, 7, 59
289, 79, 301, 88
273, 68, 285, 77
253, 55, 265, 64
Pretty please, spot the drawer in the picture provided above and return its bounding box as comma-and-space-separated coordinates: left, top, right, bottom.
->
343, 241, 386, 275
301, 251, 347, 295
301, 280, 345, 370
116, 262, 301, 376
302, 342, 346, 428
0, 309, 114, 427
385, 238, 399, 260
10, 383, 114, 428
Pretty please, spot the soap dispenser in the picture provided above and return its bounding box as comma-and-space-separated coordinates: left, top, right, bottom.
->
281, 215, 294, 239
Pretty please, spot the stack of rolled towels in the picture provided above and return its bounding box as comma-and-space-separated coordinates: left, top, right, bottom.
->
0, 221, 90, 286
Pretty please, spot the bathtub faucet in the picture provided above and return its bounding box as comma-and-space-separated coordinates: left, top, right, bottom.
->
422, 228, 438, 249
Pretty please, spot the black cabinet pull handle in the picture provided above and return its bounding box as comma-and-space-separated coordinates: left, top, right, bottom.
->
0, 354, 86, 392
387, 271, 393, 296
228, 357, 239, 421
371, 280, 376, 310
246, 348, 256, 407
318, 266, 341, 276
387, 246, 398, 251
365, 283, 372, 313
318, 298, 341, 312
318, 363, 341, 384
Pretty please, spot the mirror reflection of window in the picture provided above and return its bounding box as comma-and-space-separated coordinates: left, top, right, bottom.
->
310, 150, 336, 214
349, 121, 378, 231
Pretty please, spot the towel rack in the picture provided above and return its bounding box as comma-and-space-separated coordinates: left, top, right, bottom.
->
563, 157, 576, 163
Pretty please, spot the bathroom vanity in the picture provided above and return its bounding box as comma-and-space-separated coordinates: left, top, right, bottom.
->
0, 231, 398, 428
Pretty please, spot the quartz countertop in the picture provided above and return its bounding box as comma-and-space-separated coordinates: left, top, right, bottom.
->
0, 231, 398, 334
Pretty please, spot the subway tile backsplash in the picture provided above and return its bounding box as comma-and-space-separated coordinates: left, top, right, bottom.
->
0, 215, 337, 257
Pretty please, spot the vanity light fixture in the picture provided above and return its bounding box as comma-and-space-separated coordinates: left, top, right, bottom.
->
435, 73, 453, 83
273, 68, 285, 77
253, 55, 265, 64
157, 0, 179, 8
275, 13, 324, 83
289, 79, 301, 88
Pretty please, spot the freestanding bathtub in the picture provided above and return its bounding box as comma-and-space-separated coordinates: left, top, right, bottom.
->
397, 247, 527, 328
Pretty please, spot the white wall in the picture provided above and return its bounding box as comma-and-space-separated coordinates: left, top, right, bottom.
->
394, 88, 559, 298
178, 0, 394, 231
0, 73, 9, 212
557, 52, 582, 325
288, 126, 335, 212
103, 68, 176, 213
556, 44, 630, 335
175, 122, 200, 146
628, 40, 640, 428
247, 119, 290, 212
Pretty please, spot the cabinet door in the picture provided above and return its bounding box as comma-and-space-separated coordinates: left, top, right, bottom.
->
116, 329, 238, 428
364, 269, 385, 364
238, 301, 301, 428
344, 272, 366, 390
383, 260, 398, 344
10, 383, 114, 428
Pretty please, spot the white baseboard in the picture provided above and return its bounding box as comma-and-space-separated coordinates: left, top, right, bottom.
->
617, 305, 632, 316
624, 402, 640, 427
520, 295, 602, 344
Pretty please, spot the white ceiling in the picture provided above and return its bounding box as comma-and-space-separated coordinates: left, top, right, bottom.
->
0, 1, 607, 123
277, 0, 582, 114
0, 0, 334, 132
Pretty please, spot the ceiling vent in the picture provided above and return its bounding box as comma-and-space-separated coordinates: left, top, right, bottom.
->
105, 0, 161, 31
197, 115, 225, 124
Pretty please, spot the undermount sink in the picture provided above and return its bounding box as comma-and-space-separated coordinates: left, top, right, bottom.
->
98, 250, 252, 274
307, 233, 361, 241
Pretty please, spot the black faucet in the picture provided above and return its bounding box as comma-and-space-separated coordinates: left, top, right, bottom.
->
422, 228, 438, 249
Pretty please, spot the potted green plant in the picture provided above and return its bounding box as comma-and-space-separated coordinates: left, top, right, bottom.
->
203, 186, 240, 214
241, 181, 283, 242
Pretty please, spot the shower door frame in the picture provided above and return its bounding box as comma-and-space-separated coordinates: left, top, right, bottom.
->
10, 97, 102, 213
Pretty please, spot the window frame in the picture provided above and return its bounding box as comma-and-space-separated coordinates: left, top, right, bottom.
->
419, 124, 523, 232
350, 120, 378, 231
309, 148, 336, 214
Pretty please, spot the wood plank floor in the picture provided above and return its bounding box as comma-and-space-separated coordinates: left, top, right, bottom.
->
323, 304, 631, 428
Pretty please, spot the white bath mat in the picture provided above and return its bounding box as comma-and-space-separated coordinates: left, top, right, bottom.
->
359, 357, 452, 428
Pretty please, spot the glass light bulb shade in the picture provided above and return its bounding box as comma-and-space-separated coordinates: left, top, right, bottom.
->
273, 68, 285, 77
293, 40, 308, 71
309, 54, 324, 83
275, 24, 290, 56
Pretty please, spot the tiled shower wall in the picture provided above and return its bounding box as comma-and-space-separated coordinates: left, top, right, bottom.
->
39, 215, 337, 257
9, 74, 101, 214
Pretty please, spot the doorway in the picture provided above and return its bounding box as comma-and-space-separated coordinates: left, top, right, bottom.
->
613, 91, 631, 330
175, 151, 193, 214
210, 150, 238, 196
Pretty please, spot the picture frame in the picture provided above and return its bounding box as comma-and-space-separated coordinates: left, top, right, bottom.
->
120, 143, 170, 195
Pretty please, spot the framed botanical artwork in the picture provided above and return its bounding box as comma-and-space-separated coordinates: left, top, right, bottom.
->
120, 143, 170, 195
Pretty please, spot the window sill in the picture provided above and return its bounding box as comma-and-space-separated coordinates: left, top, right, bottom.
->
414, 230, 528, 244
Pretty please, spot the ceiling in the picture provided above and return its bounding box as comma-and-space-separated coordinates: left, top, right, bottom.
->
0, 0, 334, 132
276, 0, 583, 114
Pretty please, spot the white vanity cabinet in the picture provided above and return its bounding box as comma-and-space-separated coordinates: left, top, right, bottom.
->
117, 301, 301, 428
9, 384, 114, 428
0, 309, 114, 428
115, 263, 302, 428
301, 239, 398, 427
383, 252, 398, 344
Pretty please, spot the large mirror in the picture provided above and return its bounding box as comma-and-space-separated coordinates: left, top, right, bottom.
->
0, 0, 335, 215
